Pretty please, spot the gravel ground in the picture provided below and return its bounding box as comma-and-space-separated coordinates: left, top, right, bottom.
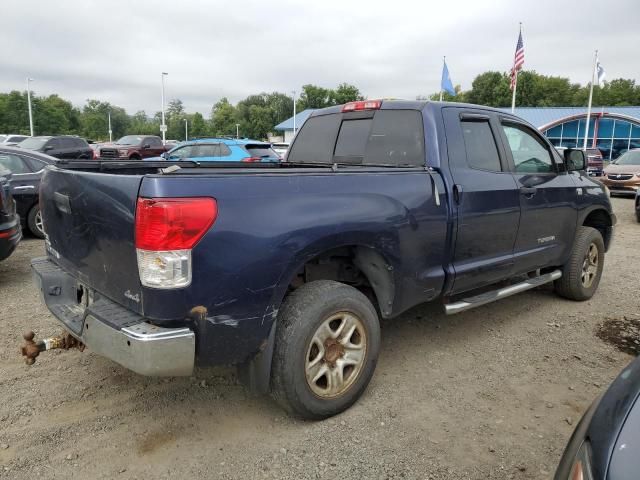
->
1, 197, 639, 480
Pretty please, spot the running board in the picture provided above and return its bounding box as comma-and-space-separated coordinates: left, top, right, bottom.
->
444, 270, 562, 315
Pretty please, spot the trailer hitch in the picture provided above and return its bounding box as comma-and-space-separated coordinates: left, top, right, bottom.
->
20, 331, 85, 365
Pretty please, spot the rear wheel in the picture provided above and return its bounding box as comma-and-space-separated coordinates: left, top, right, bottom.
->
270, 280, 381, 420
554, 226, 604, 301
27, 205, 45, 238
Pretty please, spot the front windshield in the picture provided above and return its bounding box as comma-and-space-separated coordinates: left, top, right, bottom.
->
115, 135, 143, 146
615, 151, 640, 165
19, 137, 49, 149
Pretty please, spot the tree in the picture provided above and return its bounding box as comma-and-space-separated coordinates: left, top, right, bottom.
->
465, 71, 512, 107
329, 83, 364, 105
211, 98, 238, 137
80, 100, 129, 141
166, 99, 185, 140
189, 112, 209, 138
297, 84, 331, 110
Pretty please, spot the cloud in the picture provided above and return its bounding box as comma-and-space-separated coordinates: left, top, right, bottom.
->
1, 0, 637, 116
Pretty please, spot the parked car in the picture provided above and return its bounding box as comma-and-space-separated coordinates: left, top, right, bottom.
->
635, 189, 640, 223
271, 142, 290, 158
17, 136, 92, 160
600, 149, 640, 195
28, 100, 614, 419
98, 135, 169, 160
0, 134, 29, 146
554, 147, 603, 176
158, 138, 280, 162
0, 146, 56, 237
0, 164, 21, 261
555, 355, 640, 480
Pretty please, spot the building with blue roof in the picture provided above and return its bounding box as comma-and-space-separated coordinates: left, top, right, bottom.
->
274, 109, 314, 143
275, 104, 640, 160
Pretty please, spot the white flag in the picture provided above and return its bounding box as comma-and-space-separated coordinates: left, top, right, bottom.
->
596, 58, 606, 85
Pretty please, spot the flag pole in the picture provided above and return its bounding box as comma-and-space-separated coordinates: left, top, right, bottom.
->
511, 70, 518, 113
583, 50, 597, 150
439, 56, 445, 101
510, 23, 522, 113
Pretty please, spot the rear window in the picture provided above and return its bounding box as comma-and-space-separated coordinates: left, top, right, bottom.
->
245, 145, 278, 159
287, 110, 425, 166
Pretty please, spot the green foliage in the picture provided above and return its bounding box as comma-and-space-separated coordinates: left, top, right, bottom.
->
428, 71, 640, 109
297, 83, 363, 110
0, 74, 637, 142
211, 98, 238, 137
80, 99, 129, 141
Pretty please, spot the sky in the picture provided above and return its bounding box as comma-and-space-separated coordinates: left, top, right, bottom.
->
1, 0, 638, 117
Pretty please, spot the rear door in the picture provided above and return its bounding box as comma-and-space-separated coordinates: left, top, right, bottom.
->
497, 120, 578, 274
146, 137, 165, 157
0, 152, 38, 218
443, 108, 521, 294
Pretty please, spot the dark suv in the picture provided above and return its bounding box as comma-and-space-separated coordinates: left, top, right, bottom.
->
18, 136, 92, 160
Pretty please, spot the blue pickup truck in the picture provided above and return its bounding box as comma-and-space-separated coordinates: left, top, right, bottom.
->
28, 100, 615, 419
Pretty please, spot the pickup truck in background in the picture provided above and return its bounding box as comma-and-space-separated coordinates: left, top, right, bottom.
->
98, 135, 169, 160
28, 100, 615, 419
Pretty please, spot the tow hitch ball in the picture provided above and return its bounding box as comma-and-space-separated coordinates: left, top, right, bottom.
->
20, 331, 85, 365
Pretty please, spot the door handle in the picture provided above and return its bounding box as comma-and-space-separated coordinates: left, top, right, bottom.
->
520, 186, 537, 198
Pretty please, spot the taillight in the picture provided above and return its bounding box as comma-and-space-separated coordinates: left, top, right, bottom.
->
342, 100, 382, 112
241, 157, 261, 163
135, 197, 217, 289
92, 149, 98, 159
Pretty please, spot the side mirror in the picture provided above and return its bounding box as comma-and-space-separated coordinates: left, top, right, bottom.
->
160, 152, 168, 160
143, 144, 151, 149
565, 149, 586, 172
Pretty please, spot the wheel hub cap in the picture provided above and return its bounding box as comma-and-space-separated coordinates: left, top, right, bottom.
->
305, 312, 367, 399
581, 242, 599, 288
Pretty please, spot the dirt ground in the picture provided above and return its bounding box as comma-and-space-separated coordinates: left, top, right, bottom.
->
1, 197, 639, 479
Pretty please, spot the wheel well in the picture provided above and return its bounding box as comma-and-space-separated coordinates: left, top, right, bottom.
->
288, 246, 395, 318
583, 209, 612, 249
129, 154, 141, 160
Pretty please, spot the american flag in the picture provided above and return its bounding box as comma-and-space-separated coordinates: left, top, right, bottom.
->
510, 28, 524, 90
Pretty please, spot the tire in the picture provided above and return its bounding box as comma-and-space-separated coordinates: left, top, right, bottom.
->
270, 280, 381, 420
27, 205, 45, 239
554, 226, 605, 301
129, 154, 141, 160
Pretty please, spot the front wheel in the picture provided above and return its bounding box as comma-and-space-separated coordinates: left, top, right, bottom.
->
554, 226, 605, 301
270, 280, 381, 420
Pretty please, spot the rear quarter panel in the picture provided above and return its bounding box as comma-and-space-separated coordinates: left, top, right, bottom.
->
140, 169, 448, 364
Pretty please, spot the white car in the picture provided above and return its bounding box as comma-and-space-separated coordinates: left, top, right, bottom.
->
0, 134, 29, 145
271, 142, 289, 159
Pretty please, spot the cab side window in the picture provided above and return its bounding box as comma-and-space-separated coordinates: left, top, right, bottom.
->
502, 124, 555, 173
0, 154, 31, 173
460, 120, 502, 172
169, 146, 193, 159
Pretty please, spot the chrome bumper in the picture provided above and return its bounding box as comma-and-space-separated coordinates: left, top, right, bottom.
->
80, 317, 195, 376
31, 257, 195, 376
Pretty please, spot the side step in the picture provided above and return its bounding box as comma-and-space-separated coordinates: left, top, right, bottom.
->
444, 270, 562, 315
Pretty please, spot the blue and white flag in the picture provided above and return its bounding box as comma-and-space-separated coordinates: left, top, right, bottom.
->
441, 60, 456, 96
596, 57, 606, 85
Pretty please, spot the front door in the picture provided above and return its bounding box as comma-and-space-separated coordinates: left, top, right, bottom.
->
497, 120, 578, 274
443, 108, 521, 294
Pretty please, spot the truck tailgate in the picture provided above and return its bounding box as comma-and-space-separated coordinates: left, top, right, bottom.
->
40, 167, 144, 314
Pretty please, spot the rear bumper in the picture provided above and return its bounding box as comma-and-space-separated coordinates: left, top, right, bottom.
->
31, 257, 195, 376
0, 217, 21, 261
